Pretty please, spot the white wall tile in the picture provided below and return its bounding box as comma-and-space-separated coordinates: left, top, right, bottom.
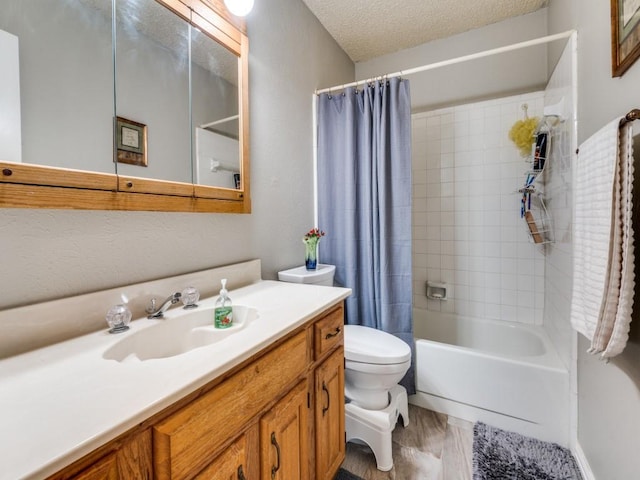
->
412, 92, 546, 322
440, 226, 454, 241
441, 254, 455, 270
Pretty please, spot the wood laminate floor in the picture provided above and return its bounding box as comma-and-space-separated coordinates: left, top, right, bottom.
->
340, 404, 474, 480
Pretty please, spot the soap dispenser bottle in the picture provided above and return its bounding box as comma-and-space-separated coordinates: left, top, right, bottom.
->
214, 278, 233, 328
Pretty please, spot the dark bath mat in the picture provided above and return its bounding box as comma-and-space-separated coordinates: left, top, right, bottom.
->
473, 422, 582, 480
333, 467, 364, 480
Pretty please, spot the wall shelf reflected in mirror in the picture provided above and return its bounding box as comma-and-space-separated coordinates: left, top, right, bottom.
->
0, 0, 250, 214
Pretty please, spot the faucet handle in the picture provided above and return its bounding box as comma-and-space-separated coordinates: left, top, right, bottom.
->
106, 304, 132, 334
181, 287, 199, 309
145, 298, 157, 314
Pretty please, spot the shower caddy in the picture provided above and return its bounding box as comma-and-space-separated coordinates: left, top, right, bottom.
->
518, 117, 555, 246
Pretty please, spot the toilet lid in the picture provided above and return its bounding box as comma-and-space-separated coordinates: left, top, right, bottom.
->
344, 325, 411, 365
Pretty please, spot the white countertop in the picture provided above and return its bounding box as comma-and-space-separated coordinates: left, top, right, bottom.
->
0, 280, 350, 480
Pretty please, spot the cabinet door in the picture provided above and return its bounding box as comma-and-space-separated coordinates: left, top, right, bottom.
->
260, 380, 309, 480
315, 347, 345, 480
194, 425, 258, 480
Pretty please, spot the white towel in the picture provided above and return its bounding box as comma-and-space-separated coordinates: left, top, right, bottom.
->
570, 118, 635, 359
603, 122, 635, 357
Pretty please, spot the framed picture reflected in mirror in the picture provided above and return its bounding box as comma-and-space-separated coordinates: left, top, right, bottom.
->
116, 116, 147, 167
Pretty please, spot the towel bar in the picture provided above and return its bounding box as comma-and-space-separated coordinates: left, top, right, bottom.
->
619, 108, 640, 127
576, 109, 639, 155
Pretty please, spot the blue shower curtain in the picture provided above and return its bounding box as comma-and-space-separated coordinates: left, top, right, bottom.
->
317, 77, 414, 394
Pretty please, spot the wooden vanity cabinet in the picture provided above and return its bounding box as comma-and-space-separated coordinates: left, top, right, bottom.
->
153, 331, 309, 480
260, 380, 310, 480
48, 303, 345, 480
55, 430, 152, 480
314, 349, 345, 480
70, 455, 118, 480
193, 426, 259, 480
312, 307, 346, 480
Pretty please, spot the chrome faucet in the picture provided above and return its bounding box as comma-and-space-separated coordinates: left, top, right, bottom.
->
146, 292, 182, 318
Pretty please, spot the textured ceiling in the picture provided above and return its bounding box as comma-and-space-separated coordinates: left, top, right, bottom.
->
302, 0, 548, 62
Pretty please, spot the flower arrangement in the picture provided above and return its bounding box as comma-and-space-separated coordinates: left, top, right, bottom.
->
303, 228, 325, 270
303, 228, 325, 241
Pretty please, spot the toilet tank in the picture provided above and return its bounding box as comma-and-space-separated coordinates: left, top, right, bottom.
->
277, 264, 335, 286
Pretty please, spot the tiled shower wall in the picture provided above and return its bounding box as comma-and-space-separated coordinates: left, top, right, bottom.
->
412, 92, 546, 324
541, 38, 575, 370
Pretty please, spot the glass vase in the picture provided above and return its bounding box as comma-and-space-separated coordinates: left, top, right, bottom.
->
304, 238, 319, 270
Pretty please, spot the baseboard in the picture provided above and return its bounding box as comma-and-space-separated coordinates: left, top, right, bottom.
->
572, 441, 596, 480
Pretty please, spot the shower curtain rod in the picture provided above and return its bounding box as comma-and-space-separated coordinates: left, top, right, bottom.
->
316, 30, 575, 95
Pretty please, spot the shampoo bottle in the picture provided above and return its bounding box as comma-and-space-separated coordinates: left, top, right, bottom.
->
214, 278, 233, 328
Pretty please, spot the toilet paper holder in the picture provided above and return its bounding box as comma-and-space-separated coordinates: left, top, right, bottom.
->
426, 282, 447, 300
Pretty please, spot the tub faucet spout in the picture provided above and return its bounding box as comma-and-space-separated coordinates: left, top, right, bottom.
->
146, 292, 182, 318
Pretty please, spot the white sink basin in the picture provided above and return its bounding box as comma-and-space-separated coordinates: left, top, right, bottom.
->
103, 305, 258, 362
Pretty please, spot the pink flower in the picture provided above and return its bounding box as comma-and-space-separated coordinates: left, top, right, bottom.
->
303, 228, 326, 240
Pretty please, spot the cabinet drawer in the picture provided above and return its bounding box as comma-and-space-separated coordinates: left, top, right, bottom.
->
314, 305, 344, 360
153, 331, 308, 480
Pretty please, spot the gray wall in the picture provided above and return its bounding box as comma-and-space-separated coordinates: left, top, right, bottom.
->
548, 1, 640, 478
0, 0, 354, 310
356, 9, 549, 111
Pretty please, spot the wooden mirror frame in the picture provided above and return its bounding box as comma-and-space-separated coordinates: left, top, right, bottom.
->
0, 0, 250, 214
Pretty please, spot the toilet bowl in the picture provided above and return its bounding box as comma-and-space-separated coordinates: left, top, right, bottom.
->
344, 324, 412, 471
344, 324, 411, 410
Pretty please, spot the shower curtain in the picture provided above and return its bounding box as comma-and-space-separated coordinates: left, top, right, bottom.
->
316, 77, 414, 393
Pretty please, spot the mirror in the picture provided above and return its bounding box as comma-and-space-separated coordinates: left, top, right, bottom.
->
191, 25, 241, 190
0, 0, 114, 172
0, 0, 249, 212
115, 0, 192, 184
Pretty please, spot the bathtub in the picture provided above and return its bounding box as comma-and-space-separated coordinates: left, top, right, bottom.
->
409, 309, 569, 445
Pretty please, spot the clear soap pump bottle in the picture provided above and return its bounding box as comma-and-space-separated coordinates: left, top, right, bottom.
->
214, 278, 233, 328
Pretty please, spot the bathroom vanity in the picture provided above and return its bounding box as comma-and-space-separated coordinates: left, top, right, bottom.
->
0, 260, 350, 480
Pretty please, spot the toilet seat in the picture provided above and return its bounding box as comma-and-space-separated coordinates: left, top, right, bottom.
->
345, 358, 411, 375
344, 324, 411, 365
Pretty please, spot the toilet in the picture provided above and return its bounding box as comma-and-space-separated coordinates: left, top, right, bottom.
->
344, 325, 411, 409
344, 325, 411, 471
277, 264, 412, 471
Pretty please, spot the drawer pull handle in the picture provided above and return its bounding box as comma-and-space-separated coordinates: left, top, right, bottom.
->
238, 465, 246, 480
325, 327, 341, 339
322, 381, 330, 416
271, 432, 281, 479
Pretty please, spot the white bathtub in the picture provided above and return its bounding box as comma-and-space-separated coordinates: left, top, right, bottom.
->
409, 309, 569, 445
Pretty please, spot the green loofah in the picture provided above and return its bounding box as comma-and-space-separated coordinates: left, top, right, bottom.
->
508, 117, 539, 157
